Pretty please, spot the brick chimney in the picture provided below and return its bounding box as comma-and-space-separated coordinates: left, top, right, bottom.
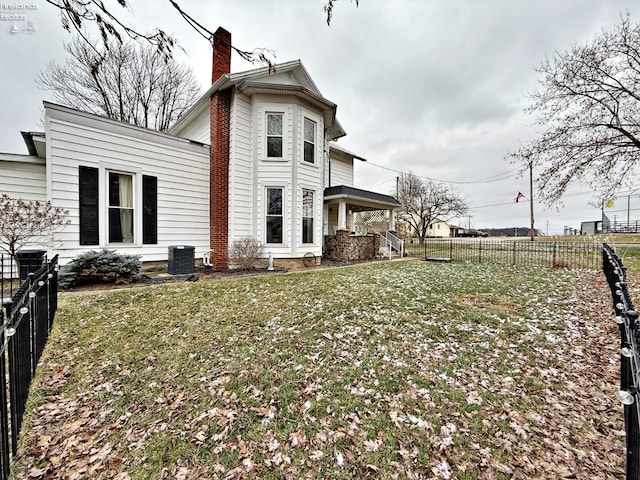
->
210, 27, 232, 269
212, 27, 231, 84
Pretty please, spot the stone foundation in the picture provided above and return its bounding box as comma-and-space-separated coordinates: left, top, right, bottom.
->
324, 231, 380, 262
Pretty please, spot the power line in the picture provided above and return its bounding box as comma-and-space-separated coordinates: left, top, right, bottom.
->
362, 160, 520, 185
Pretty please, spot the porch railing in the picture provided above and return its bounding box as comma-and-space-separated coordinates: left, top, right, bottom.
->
378, 232, 404, 259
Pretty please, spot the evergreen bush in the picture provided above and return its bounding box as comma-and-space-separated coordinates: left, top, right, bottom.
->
59, 249, 141, 288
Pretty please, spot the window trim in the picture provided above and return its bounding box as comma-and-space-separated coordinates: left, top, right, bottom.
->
107, 170, 135, 245
302, 189, 314, 244
266, 112, 284, 159
265, 186, 284, 245
303, 117, 316, 164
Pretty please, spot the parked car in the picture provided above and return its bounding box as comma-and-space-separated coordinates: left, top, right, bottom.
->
477, 230, 489, 237
459, 229, 479, 237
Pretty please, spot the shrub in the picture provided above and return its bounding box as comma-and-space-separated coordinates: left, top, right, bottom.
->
229, 237, 263, 270
59, 249, 141, 288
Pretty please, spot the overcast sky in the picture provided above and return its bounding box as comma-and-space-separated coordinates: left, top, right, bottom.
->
1, 0, 639, 234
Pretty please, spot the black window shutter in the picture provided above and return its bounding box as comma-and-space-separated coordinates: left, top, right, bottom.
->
142, 175, 157, 244
79, 166, 99, 245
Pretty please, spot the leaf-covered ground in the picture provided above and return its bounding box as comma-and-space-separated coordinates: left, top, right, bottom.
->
12, 259, 624, 479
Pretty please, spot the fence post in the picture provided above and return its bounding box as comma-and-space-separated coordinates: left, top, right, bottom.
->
0, 310, 9, 479
15, 250, 46, 283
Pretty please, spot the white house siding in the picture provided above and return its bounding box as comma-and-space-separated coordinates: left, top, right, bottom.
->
294, 106, 324, 258
45, 104, 210, 265
427, 221, 451, 238
228, 92, 253, 243
0, 156, 46, 201
329, 155, 353, 187
0, 157, 48, 276
172, 105, 210, 144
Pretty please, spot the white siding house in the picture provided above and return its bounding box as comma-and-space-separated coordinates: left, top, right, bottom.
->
170, 59, 345, 262
0, 27, 400, 268
38, 103, 210, 264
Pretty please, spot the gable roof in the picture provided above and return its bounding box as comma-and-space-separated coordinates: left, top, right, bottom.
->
169, 60, 345, 140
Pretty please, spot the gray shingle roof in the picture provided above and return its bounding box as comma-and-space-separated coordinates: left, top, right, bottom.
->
324, 185, 400, 207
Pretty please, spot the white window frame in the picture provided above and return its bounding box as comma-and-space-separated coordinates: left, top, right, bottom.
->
303, 117, 316, 164
302, 189, 314, 244
107, 170, 136, 245
265, 186, 284, 245
266, 112, 284, 159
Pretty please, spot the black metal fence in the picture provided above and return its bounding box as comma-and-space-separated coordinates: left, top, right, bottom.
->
0, 253, 58, 479
603, 243, 640, 479
412, 238, 601, 269
604, 221, 640, 234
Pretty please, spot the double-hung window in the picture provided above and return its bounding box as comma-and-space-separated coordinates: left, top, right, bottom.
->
302, 189, 314, 244
266, 187, 283, 243
108, 172, 135, 243
266, 113, 283, 158
78, 166, 157, 246
303, 117, 316, 163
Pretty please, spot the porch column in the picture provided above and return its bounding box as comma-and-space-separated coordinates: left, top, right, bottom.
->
388, 209, 396, 232
323, 203, 329, 235
338, 201, 347, 230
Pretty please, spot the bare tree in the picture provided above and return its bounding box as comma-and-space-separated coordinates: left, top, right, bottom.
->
44, 0, 347, 61
396, 173, 468, 244
324, 0, 360, 25
511, 14, 640, 207
38, 36, 202, 132
0, 194, 69, 267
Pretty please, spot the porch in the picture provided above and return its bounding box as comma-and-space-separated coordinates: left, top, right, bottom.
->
322, 185, 402, 262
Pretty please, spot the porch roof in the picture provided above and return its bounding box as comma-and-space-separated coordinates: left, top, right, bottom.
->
324, 185, 400, 210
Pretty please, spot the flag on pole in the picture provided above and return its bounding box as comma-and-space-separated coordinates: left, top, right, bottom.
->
514, 192, 525, 203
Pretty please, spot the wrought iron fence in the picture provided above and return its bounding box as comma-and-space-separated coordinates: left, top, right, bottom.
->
409, 238, 601, 269
0, 254, 58, 479
603, 243, 640, 480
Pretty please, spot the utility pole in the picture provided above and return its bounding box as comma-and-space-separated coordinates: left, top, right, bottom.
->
529, 161, 535, 242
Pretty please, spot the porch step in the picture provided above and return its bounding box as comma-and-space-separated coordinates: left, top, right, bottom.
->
379, 247, 401, 259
